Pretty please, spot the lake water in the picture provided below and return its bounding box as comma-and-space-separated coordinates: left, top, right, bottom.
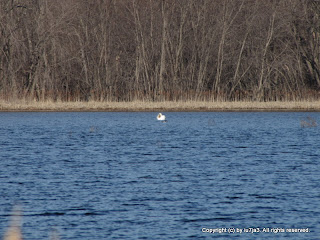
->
0, 112, 319, 239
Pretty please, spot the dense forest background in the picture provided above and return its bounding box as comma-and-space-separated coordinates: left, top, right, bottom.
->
1, 0, 320, 101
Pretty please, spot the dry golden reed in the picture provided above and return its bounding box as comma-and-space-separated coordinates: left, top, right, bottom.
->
2, 206, 61, 240
3, 206, 23, 240
0, 100, 320, 111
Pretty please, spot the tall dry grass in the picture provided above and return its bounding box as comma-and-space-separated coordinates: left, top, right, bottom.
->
3, 206, 60, 240
3, 206, 22, 240
0, 100, 320, 111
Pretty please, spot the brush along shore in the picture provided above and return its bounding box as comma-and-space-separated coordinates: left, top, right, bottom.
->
0, 100, 320, 111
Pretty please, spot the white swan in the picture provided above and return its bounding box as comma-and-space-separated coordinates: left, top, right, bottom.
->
157, 113, 166, 121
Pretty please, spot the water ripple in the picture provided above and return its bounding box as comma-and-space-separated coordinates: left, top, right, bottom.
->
0, 112, 319, 239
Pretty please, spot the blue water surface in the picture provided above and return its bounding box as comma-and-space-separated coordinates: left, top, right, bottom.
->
0, 112, 319, 239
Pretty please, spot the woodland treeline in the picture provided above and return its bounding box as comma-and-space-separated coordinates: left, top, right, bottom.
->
1, 0, 320, 101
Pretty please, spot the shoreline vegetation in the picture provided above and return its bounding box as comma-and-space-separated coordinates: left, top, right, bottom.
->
0, 100, 320, 112
1, 1, 320, 103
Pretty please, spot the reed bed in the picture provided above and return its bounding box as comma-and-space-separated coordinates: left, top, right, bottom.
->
3, 206, 22, 240
0, 100, 320, 111
3, 206, 60, 240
